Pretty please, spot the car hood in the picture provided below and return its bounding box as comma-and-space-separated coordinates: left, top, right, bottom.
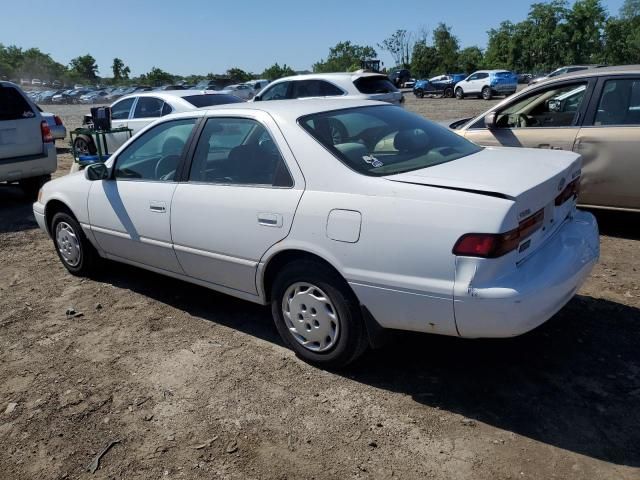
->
384, 146, 580, 199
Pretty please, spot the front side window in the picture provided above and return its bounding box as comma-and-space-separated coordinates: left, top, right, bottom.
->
260, 82, 290, 101
594, 78, 640, 126
188, 117, 292, 186
300, 105, 482, 177
495, 82, 588, 128
133, 97, 164, 118
111, 97, 135, 120
114, 118, 196, 181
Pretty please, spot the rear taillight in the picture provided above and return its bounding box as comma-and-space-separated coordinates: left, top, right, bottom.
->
53, 115, 63, 126
41, 120, 53, 143
555, 178, 580, 206
453, 208, 544, 258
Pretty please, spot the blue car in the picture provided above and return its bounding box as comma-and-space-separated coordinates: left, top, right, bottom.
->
413, 74, 466, 98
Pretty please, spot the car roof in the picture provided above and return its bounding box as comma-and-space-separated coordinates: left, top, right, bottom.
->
533, 64, 640, 86
118, 89, 233, 101
270, 72, 388, 83
198, 98, 386, 121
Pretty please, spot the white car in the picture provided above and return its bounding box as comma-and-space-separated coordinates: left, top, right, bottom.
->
253, 72, 404, 105
0, 81, 57, 198
34, 100, 599, 367
454, 70, 518, 100
220, 84, 255, 100
73, 90, 245, 156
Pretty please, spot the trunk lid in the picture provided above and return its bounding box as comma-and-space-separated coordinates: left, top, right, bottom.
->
385, 146, 582, 261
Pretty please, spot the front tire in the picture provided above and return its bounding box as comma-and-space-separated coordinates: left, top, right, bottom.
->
50, 211, 98, 276
415, 89, 424, 98
455, 87, 464, 100
271, 261, 368, 368
482, 87, 493, 100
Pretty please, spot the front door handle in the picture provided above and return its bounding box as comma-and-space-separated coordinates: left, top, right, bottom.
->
258, 213, 283, 228
149, 201, 167, 213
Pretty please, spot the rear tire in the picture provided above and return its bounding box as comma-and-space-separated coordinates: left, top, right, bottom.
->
455, 87, 464, 100
73, 135, 97, 156
50, 211, 98, 276
271, 260, 368, 369
19, 174, 50, 200
444, 87, 454, 98
415, 89, 424, 98
482, 87, 493, 100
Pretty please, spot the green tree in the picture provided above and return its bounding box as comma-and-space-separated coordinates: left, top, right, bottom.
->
262, 62, 295, 80
432, 23, 460, 73
563, 0, 607, 64
411, 41, 438, 78
620, 0, 640, 18
313, 41, 377, 73
111, 58, 130, 81
457, 46, 484, 73
69, 54, 98, 81
226, 67, 252, 83
139, 67, 174, 86
378, 30, 412, 68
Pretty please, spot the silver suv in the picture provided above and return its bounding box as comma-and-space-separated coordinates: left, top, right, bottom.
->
0, 81, 56, 198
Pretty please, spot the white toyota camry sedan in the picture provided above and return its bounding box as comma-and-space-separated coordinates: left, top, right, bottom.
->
33, 100, 599, 367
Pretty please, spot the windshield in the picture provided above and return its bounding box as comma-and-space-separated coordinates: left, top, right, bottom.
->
299, 105, 482, 177
183, 94, 245, 107
494, 71, 513, 78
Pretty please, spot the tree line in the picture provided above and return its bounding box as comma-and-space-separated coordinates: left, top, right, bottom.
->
1, 0, 638, 86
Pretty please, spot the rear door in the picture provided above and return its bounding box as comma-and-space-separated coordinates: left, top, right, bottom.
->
0, 84, 42, 160
170, 111, 304, 294
575, 75, 640, 210
463, 79, 595, 152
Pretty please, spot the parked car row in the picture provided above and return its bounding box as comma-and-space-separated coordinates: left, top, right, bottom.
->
413, 70, 519, 100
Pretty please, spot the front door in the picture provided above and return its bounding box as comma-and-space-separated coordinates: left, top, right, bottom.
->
575, 76, 640, 210
105, 96, 136, 153
170, 112, 304, 295
88, 117, 198, 273
463, 80, 594, 151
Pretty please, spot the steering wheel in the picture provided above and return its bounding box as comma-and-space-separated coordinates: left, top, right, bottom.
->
515, 114, 540, 128
155, 155, 180, 181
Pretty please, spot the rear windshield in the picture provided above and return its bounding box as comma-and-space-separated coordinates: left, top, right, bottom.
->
183, 94, 245, 108
0, 85, 35, 120
353, 76, 399, 94
299, 105, 482, 177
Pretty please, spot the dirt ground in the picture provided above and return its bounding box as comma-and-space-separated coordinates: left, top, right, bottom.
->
1, 95, 639, 480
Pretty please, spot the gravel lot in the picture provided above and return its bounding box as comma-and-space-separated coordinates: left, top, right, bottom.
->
1, 95, 639, 480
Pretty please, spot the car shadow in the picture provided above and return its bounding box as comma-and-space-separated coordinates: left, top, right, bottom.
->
0, 185, 38, 234
91, 262, 640, 467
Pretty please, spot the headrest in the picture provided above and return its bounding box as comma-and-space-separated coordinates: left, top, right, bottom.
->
393, 129, 429, 153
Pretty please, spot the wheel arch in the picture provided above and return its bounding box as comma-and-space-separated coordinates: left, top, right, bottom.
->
259, 248, 350, 303
44, 199, 77, 236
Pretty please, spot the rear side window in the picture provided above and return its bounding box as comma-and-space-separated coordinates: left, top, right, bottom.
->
595, 78, 640, 126
133, 97, 164, 118
182, 94, 245, 107
0, 86, 34, 120
291, 80, 344, 98
353, 76, 398, 94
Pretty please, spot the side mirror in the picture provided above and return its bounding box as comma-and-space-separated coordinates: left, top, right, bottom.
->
85, 162, 109, 181
253, 95, 261, 101
484, 112, 497, 129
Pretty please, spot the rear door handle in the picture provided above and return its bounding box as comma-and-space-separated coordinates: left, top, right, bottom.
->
258, 213, 283, 228
538, 144, 564, 150
149, 201, 167, 213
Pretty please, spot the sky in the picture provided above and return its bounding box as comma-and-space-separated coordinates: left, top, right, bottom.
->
0, 0, 627, 77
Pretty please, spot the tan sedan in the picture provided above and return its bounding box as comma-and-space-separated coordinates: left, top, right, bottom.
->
452, 65, 640, 212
